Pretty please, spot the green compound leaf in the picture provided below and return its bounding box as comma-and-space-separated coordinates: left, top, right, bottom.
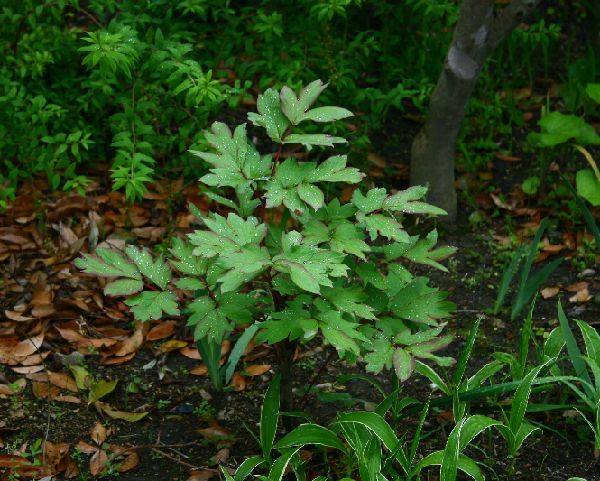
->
273, 242, 348, 294
192, 122, 271, 189
125, 246, 171, 289
169, 237, 208, 277
318, 310, 366, 356
305, 155, 363, 183
358, 212, 410, 243
383, 230, 456, 271
125, 290, 180, 321
390, 278, 455, 325
75, 248, 141, 279
351, 188, 387, 214
104, 278, 144, 296
188, 213, 267, 258
216, 245, 272, 292
266, 157, 360, 214
383, 186, 447, 216
301, 106, 353, 123
283, 133, 347, 147
257, 305, 318, 344
187, 296, 230, 343
297, 183, 325, 210
322, 284, 376, 320
280, 79, 328, 124
247, 89, 290, 141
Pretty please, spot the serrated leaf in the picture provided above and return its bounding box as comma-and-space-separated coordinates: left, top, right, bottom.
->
75, 248, 141, 279
330, 222, 370, 259
319, 311, 365, 355
248, 89, 290, 141
323, 285, 375, 320
390, 278, 454, 325
306, 155, 363, 183
189, 213, 267, 258
384, 230, 456, 271
280, 80, 328, 124
393, 348, 415, 382
125, 291, 180, 321
104, 278, 144, 296
175, 278, 206, 290
170, 238, 208, 276
300, 106, 353, 123
217, 245, 271, 292
364, 338, 394, 374
187, 297, 230, 343
352, 188, 387, 213
126, 246, 171, 289
359, 213, 410, 242
283, 134, 346, 146
273, 245, 348, 294
297, 183, 325, 210
383, 186, 447, 216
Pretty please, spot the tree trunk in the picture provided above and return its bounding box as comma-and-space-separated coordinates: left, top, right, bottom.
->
410, 0, 542, 222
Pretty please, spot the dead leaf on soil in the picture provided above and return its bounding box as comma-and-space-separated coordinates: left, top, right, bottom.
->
244, 364, 271, 376
569, 287, 591, 303
94, 401, 149, 422
179, 345, 201, 359
48, 371, 78, 392
109, 445, 140, 473
12, 364, 45, 374
541, 287, 560, 299
230, 372, 247, 391
146, 320, 177, 341
190, 364, 208, 376
187, 468, 218, 481
90, 422, 107, 445
90, 448, 109, 476
161, 339, 188, 353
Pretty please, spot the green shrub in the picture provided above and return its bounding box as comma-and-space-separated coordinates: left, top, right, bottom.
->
75, 80, 456, 405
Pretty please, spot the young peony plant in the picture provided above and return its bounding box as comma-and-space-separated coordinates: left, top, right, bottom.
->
76, 80, 456, 409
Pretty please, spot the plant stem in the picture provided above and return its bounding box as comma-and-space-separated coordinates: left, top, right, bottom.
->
276, 339, 297, 415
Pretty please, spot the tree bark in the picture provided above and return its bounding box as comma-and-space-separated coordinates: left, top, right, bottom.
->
410, 0, 542, 222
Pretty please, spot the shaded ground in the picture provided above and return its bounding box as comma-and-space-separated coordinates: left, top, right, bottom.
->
1, 109, 599, 481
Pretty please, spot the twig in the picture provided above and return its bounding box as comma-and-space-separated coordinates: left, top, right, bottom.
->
150, 448, 199, 470
300, 347, 336, 410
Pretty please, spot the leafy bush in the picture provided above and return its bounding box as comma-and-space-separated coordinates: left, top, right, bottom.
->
76, 80, 456, 406
1, 0, 566, 209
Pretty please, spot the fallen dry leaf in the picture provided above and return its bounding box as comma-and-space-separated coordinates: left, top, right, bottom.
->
569, 288, 591, 303
48, 371, 78, 392
190, 364, 208, 376
146, 320, 177, 341
12, 365, 45, 374
161, 339, 188, 352
90, 447, 109, 476
109, 445, 140, 473
566, 281, 588, 292
91, 422, 107, 445
110, 326, 144, 357
187, 468, 217, 481
230, 372, 247, 391
244, 364, 271, 376
541, 287, 560, 299
179, 345, 201, 359
94, 402, 149, 422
